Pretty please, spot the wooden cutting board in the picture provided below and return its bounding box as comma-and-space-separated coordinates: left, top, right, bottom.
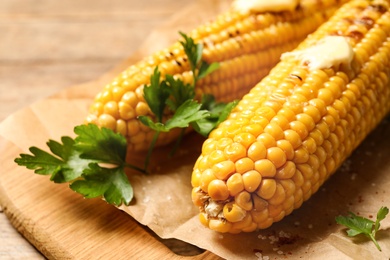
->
0, 131, 218, 260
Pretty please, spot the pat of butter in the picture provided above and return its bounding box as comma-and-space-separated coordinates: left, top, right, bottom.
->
232, 0, 299, 13
281, 36, 354, 70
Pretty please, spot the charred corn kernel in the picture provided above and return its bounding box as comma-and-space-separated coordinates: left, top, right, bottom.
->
192, 0, 390, 233
86, 0, 347, 151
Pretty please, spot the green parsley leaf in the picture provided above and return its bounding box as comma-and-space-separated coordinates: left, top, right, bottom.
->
165, 74, 195, 111
192, 95, 238, 137
336, 206, 389, 251
198, 61, 220, 80
374, 206, 389, 235
139, 99, 210, 132
74, 124, 127, 165
179, 32, 202, 72
14, 137, 91, 183
143, 67, 170, 122
15, 124, 137, 206
71, 163, 133, 206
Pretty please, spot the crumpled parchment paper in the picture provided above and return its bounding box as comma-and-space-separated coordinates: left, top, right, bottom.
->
1, 0, 389, 259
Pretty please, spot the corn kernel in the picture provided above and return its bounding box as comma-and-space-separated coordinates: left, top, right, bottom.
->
232, 213, 253, 230
209, 219, 232, 233
223, 203, 247, 222
257, 179, 277, 199
234, 132, 256, 148
226, 173, 244, 196
257, 133, 276, 148
213, 160, 236, 180
208, 179, 230, 201
235, 157, 254, 174
251, 208, 268, 224
224, 142, 246, 162
294, 147, 310, 163
235, 191, 253, 211
248, 141, 267, 161
200, 169, 217, 192
284, 129, 302, 149
254, 159, 276, 177
242, 170, 262, 192
266, 147, 287, 168
199, 212, 209, 227
264, 122, 284, 140
275, 161, 296, 179
98, 114, 116, 130
276, 140, 295, 161
268, 182, 286, 205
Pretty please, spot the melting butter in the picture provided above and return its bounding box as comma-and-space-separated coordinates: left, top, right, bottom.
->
232, 0, 299, 13
281, 36, 354, 70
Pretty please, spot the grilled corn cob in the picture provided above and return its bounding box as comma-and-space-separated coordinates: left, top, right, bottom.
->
86, 0, 347, 151
191, 0, 390, 233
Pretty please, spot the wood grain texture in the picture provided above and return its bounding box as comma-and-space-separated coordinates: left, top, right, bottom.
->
0, 0, 221, 258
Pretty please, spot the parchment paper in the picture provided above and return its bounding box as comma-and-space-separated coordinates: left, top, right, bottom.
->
0, 0, 389, 259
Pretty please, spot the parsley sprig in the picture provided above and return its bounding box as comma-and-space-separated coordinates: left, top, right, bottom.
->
335, 206, 389, 251
15, 124, 134, 206
139, 32, 236, 170
15, 32, 237, 205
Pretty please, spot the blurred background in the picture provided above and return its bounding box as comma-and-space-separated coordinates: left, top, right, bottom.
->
0, 0, 194, 258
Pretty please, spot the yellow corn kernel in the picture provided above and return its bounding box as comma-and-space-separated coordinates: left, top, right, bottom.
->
242, 170, 262, 193
235, 158, 254, 174
208, 219, 232, 233
200, 169, 217, 192
256, 179, 277, 200
223, 203, 247, 222
208, 179, 230, 201
212, 160, 236, 180
275, 161, 296, 179
254, 159, 276, 177
235, 191, 253, 211
224, 143, 247, 162
226, 173, 244, 196
266, 147, 287, 168
247, 141, 267, 161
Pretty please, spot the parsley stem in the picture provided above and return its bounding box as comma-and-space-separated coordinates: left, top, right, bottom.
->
169, 128, 186, 157
369, 234, 382, 251
144, 131, 160, 172
123, 163, 147, 174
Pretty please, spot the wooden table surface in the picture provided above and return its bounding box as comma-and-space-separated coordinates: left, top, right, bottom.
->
0, 0, 196, 258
